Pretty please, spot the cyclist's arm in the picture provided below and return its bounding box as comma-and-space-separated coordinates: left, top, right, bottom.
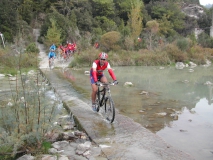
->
92, 62, 98, 82
107, 63, 116, 81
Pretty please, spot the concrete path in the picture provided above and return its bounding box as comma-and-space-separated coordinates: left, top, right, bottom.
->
40, 69, 195, 160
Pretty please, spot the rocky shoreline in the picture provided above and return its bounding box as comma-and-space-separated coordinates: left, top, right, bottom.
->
17, 112, 107, 160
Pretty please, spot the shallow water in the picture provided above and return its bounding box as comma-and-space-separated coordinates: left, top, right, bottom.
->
0, 72, 64, 124
66, 65, 213, 160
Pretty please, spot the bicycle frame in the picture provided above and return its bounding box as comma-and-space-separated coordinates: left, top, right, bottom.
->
49, 58, 54, 69
97, 86, 106, 107
96, 82, 114, 109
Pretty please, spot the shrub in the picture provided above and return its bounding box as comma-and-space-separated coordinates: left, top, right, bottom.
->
165, 44, 188, 62
0, 47, 38, 75
26, 43, 39, 53
108, 50, 138, 66
123, 37, 134, 51
176, 38, 190, 51
187, 45, 213, 64
0, 71, 61, 158
100, 31, 121, 52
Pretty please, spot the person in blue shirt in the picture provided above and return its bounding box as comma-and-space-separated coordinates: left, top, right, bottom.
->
49, 44, 56, 51
48, 49, 56, 67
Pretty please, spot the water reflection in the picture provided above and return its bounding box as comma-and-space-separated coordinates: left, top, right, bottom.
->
62, 68, 76, 81
65, 66, 213, 159
207, 85, 213, 105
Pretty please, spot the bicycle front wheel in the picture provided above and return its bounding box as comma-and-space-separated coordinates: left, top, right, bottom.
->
95, 97, 100, 112
104, 97, 115, 123
50, 60, 54, 69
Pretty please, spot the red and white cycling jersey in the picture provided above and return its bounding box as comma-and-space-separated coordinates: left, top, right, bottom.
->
91, 60, 110, 75
90, 60, 116, 82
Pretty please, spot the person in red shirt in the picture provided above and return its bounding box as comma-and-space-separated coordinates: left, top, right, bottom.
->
70, 43, 75, 53
59, 44, 67, 60
90, 52, 118, 111
94, 42, 99, 49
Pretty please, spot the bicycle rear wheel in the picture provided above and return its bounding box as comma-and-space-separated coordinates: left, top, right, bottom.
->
104, 97, 115, 123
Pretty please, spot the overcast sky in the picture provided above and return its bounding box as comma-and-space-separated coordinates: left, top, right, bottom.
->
199, 0, 213, 5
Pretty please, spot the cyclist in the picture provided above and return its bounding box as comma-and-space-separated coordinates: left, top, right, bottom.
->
90, 52, 118, 111
64, 41, 72, 57
59, 44, 67, 60
49, 43, 56, 51
48, 49, 56, 67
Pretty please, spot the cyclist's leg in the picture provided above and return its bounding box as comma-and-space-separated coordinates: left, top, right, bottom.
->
100, 75, 107, 83
49, 58, 51, 67
49, 57, 54, 68
91, 84, 98, 111
100, 75, 107, 95
90, 71, 98, 111
91, 83, 98, 104
65, 50, 69, 59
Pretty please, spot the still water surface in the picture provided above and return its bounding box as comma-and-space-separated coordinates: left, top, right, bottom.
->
64, 65, 213, 160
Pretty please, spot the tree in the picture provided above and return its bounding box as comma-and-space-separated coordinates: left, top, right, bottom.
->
18, 0, 34, 24
71, 1, 93, 33
198, 32, 213, 48
0, 0, 19, 42
100, 31, 121, 51
127, 0, 143, 39
145, 20, 159, 50
95, 16, 117, 32
54, 0, 74, 16
114, 0, 132, 23
118, 19, 131, 37
146, 1, 185, 36
91, 0, 115, 18
197, 7, 212, 35
40, 7, 71, 44
158, 14, 175, 37
45, 18, 62, 47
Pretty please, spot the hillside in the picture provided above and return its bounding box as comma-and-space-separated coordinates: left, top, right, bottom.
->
0, 0, 212, 51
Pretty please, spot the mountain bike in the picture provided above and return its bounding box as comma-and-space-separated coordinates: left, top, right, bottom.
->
49, 58, 54, 69
95, 82, 116, 123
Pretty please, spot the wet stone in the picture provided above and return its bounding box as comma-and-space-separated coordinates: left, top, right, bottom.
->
16, 154, 35, 160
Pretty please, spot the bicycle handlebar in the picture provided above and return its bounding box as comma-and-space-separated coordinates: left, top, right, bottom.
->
99, 82, 116, 86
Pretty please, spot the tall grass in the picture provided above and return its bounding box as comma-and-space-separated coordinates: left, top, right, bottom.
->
0, 69, 60, 159
0, 46, 60, 159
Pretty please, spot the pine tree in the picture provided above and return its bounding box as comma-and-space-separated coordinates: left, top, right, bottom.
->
45, 18, 62, 47
127, 0, 143, 39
